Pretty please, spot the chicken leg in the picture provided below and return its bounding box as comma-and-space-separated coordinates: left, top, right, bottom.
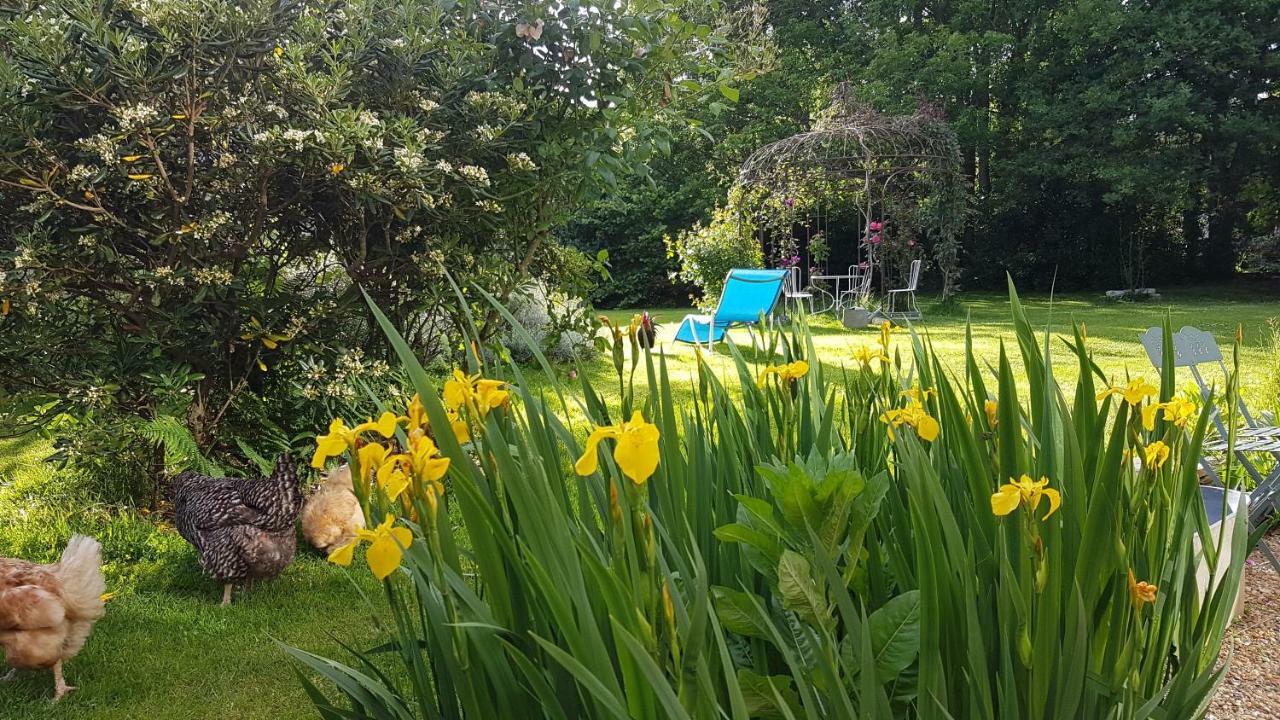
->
52, 660, 76, 702
1, 668, 16, 682
220, 583, 233, 606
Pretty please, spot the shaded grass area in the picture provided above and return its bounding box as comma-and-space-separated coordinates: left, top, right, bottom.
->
0, 436, 387, 720
1, 282, 1277, 718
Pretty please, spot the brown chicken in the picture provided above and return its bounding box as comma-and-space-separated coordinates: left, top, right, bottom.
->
301, 464, 365, 555
0, 535, 106, 701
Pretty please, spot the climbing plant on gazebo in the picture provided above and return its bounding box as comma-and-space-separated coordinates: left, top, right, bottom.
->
732, 83, 967, 301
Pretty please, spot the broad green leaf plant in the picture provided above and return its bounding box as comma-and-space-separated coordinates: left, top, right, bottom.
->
292, 280, 1253, 719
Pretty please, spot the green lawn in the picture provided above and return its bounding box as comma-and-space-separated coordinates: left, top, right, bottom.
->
0, 436, 387, 720
600, 284, 1280, 412
2, 282, 1278, 718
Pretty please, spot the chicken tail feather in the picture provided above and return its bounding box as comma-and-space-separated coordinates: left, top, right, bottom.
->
53, 535, 106, 623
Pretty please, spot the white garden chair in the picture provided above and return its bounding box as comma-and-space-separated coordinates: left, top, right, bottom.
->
782, 266, 814, 316
1140, 325, 1280, 571
885, 259, 922, 321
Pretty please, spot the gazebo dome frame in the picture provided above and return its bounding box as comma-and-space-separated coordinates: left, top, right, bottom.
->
734, 83, 966, 300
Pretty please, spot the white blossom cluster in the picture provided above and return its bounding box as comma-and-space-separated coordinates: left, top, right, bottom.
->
457, 164, 490, 187
412, 93, 440, 113
152, 265, 185, 287
69, 164, 96, 182
113, 101, 161, 129
193, 267, 234, 285
394, 225, 424, 243
77, 133, 119, 166
506, 152, 538, 172
475, 199, 502, 213
465, 91, 526, 118
192, 210, 231, 240
393, 147, 423, 172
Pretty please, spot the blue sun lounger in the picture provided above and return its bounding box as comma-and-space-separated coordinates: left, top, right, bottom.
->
674, 268, 788, 348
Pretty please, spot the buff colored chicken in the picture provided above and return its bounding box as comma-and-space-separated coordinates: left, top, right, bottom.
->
301, 464, 365, 554
0, 535, 106, 702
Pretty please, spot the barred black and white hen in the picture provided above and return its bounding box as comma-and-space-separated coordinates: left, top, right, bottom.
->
172, 455, 302, 605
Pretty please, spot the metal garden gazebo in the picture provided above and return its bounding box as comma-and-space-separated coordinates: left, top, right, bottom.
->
733, 83, 966, 314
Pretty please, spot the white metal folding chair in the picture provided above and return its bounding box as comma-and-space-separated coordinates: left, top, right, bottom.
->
836, 264, 874, 313
781, 266, 814, 316
1140, 326, 1280, 571
885, 259, 922, 321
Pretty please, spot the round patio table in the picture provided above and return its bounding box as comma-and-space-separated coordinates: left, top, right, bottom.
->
809, 269, 871, 315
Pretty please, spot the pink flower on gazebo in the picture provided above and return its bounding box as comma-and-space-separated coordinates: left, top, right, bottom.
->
869, 234, 882, 245
869, 221, 884, 231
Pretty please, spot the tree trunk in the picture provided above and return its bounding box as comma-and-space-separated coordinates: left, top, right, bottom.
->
1181, 184, 1202, 277
1204, 198, 1238, 280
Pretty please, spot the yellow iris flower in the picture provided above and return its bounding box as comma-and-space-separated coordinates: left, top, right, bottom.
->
444, 369, 510, 418
879, 401, 940, 442
1142, 440, 1170, 470
756, 360, 810, 388
357, 441, 390, 480
854, 345, 889, 366
991, 474, 1061, 521
405, 393, 428, 432
327, 514, 413, 581
1127, 569, 1157, 612
878, 320, 894, 350
1161, 398, 1196, 428
1096, 377, 1158, 407
984, 399, 999, 428
407, 435, 450, 487
376, 455, 412, 501
900, 384, 937, 403
311, 411, 401, 468
574, 410, 661, 485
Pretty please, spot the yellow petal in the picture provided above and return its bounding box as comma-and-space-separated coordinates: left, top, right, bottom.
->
991, 485, 1021, 516
418, 456, 451, 483
357, 442, 389, 480
406, 394, 427, 430
377, 458, 410, 501
614, 415, 660, 484
915, 414, 940, 442
327, 539, 358, 567
365, 532, 404, 581
389, 527, 412, 551
786, 360, 810, 380
311, 420, 352, 468
450, 416, 470, 443
443, 370, 470, 410
355, 411, 399, 439
1040, 487, 1061, 520
574, 426, 617, 476
1141, 404, 1159, 432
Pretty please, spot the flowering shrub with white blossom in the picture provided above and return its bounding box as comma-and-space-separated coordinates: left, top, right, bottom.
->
0, 0, 766, 494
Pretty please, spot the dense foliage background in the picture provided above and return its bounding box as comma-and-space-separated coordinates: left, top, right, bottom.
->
0, 0, 765, 494
567, 0, 1280, 305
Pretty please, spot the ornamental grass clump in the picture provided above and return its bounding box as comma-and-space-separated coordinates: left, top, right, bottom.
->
290, 281, 1254, 719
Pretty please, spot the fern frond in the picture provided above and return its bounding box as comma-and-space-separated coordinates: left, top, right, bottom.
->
137, 415, 223, 475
